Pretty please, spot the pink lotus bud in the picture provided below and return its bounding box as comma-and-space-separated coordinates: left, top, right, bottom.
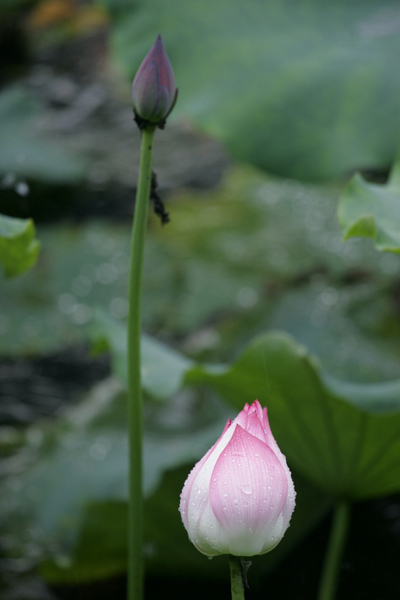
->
179, 400, 295, 557
131, 34, 178, 128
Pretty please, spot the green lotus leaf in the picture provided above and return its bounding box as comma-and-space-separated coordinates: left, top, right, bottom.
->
111, 0, 400, 180
0, 86, 86, 183
188, 331, 400, 500
91, 314, 400, 501
338, 152, 400, 252
0, 213, 40, 277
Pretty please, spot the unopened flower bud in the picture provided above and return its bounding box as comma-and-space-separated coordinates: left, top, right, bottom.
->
131, 34, 178, 129
179, 400, 296, 557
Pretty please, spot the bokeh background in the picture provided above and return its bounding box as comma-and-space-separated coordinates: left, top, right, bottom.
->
1, 1, 400, 598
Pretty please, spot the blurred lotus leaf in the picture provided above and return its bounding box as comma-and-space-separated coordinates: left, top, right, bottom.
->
188, 332, 400, 500
0, 86, 87, 183
0, 213, 40, 277
5, 323, 397, 581
2, 168, 400, 377
91, 314, 400, 500
338, 151, 400, 252
0, 372, 328, 584
111, 0, 400, 180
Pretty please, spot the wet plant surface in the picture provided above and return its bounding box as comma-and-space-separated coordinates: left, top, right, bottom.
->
2, 170, 400, 600
2, 2, 400, 599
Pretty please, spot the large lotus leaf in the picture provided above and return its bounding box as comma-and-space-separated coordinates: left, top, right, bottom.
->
338, 151, 400, 252
0, 379, 231, 571
39, 468, 329, 584
217, 278, 400, 383
0, 375, 328, 584
0, 222, 134, 354
1, 168, 396, 356
5, 330, 399, 582
0, 172, 321, 353
111, 0, 400, 181
91, 314, 400, 500
0, 214, 40, 277
0, 86, 87, 183
187, 332, 400, 500
90, 311, 192, 398
92, 271, 400, 392
154, 167, 395, 300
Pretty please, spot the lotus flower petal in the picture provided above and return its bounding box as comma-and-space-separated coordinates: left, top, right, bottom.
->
179, 400, 296, 557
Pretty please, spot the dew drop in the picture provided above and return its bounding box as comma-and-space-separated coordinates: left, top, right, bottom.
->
240, 484, 253, 495
15, 181, 30, 197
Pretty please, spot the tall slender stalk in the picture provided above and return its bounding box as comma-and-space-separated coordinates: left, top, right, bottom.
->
127, 125, 156, 600
229, 556, 246, 600
317, 502, 351, 600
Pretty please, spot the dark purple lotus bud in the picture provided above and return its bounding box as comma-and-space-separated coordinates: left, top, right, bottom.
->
131, 35, 178, 128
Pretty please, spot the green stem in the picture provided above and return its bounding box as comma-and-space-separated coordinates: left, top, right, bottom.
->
127, 126, 156, 600
317, 502, 351, 600
229, 556, 246, 600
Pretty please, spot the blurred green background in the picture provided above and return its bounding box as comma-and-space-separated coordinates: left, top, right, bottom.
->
1, 1, 400, 599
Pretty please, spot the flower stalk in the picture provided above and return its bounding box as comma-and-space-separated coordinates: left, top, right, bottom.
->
229, 556, 246, 600
127, 34, 176, 600
317, 502, 351, 600
127, 125, 155, 600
